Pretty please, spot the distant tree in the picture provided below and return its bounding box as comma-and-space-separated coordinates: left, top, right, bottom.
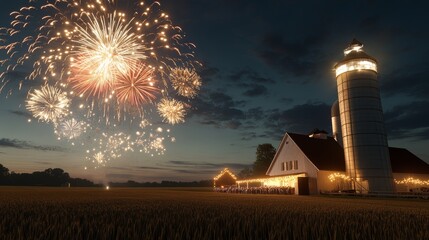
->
0, 164, 9, 177
69, 177, 96, 187
237, 167, 253, 179
252, 144, 276, 177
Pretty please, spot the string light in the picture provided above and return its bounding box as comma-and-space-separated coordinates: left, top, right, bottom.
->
395, 177, 429, 186
328, 173, 351, 182
213, 168, 237, 181
236, 173, 306, 188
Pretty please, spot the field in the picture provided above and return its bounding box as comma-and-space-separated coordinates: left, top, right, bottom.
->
0, 187, 428, 239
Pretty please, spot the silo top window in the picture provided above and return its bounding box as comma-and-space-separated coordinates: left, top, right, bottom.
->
335, 60, 377, 77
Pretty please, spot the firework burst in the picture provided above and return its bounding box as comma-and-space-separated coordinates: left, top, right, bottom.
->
135, 130, 167, 156
56, 118, 86, 139
157, 98, 186, 125
26, 85, 70, 123
115, 64, 159, 107
139, 119, 151, 128
69, 13, 146, 99
93, 152, 105, 165
2, 0, 201, 166
170, 67, 201, 98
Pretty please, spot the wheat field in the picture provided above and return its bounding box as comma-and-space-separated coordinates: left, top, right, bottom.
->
0, 187, 428, 239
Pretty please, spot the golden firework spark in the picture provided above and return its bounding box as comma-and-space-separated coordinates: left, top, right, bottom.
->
93, 152, 105, 164
157, 98, 185, 125
115, 64, 159, 106
56, 118, 85, 139
2, 1, 200, 165
26, 85, 70, 123
170, 67, 201, 98
69, 13, 147, 98
139, 119, 151, 128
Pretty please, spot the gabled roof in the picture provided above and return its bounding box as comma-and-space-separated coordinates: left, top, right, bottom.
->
213, 168, 237, 181
389, 147, 429, 174
276, 132, 429, 174
288, 133, 345, 171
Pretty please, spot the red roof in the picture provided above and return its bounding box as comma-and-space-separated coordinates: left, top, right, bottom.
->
287, 132, 429, 174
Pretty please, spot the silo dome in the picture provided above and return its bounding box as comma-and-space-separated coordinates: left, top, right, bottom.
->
331, 100, 340, 117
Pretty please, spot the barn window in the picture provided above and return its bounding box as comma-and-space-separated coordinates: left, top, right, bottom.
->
294, 160, 298, 170
288, 161, 293, 170
281, 162, 285, 171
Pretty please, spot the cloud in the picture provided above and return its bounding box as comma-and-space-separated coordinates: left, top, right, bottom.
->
168, 160, 250, 170
198, 66, 220, 83
242, 84, 268, 97
106, 173, 135, 180
245, 107, 265, 121
264, 102, 331, 139
257, 33, 328, 81
280, 97, 294, 104
382, 68, 429, 99
0, 138, 67, 152
190, 91, 268, 129
190, 88, 331, 140
226, 69, 274, 97
228, 68, 275, 84
137, 166, 166, 170
34, 161, 52, 165
385, 101, 429, 140
9, 110, 32, 118
190, 91, 246, 129
171, 169, 216, 174
240, 132, 268, 141
1, 71, 43, 91
224, 120, 242, 129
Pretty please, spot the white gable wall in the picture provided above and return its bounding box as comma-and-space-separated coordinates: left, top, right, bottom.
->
267, 134, 319, 179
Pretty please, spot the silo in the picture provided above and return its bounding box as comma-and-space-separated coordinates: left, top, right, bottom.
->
334, 39, 395, 193
331, 100, 342, 146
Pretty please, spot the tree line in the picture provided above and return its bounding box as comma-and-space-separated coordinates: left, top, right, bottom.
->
0, 164, 96, 187
0, 163, 213, 187
0, 143, 277, 187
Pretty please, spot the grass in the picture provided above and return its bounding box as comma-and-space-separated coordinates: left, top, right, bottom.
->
0, 187, 428, 239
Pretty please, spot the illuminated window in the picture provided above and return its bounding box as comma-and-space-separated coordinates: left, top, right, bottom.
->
294, 160, 298, 170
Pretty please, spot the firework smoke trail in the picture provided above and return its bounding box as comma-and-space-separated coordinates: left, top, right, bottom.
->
1, 0, 202, 167
26, 85, 70, 123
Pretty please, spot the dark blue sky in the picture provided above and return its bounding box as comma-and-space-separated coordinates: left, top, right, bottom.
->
1, 0, 428, 182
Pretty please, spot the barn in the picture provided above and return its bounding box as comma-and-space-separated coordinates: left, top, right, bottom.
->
220, 40, 429, 195
213, 168, 237, 188
236, 131, 429, 194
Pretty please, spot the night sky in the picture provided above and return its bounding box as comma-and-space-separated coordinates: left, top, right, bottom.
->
0, 0, 428, 183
